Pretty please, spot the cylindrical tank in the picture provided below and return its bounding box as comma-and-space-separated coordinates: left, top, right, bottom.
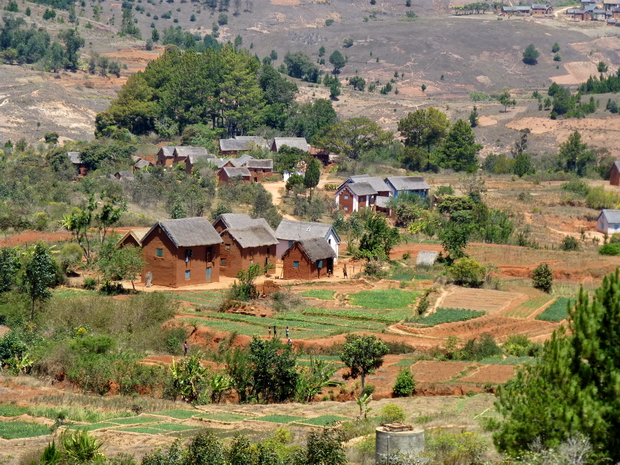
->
375, 424, 424, 464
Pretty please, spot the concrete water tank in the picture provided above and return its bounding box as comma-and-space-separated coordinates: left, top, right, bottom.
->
375, 424, 424, 464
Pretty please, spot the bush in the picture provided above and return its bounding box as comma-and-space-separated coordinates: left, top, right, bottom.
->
532, 263, 553, 293
561, 178, 590, 197
380, 404, 406, 423
599, 243, 620, 256
393, 369, 415, 397
82, 277, 97, 290
559, 236, 579, 252
448, 258, 486, 288
362, 384, 375, 397
458, 333, 502, 361
503, 334, 542, 357
585, 186, 620, 209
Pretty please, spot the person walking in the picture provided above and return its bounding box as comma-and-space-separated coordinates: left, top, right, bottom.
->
343, 263, 348, 279
285, 326, 289, 338
183, 341, 188, 356
273, 325, 277, 337
268, 326, 272, 338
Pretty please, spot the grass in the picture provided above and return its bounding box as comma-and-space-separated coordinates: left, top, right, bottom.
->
349, 289, 418, 309
505, 295, 553, 319
390, 273, 414, 281
295, 415, 348, 426
151, 423, 199, 432
300, 290, 336, 300
117, 426, 169, 435
198, 412, 249, 422
254, 414, 306, 424
68, 422, 117, 431
479, 356, 535, 365
536, 297, 575, 322
392, 359, 418, 367
408, 308, 485, 327
155, 409, 198, 420
0, 404, 30, 417
0, 421, 51, 439
109, 416, 160, 425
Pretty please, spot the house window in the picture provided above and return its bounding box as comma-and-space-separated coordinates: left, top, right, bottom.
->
344, 195, 349, 200
267, 247, 270, 254
317, 260, 323, 269
225, 244, 231, 251
328, 239, 331, 244
185, 249, 193, 262
615, 224, 619, 230
344, 206, 348, 211
185, 270, 191, 279
360, 196, 365, 202
221, 258, 227, 266
156, 248, 163, 257
206, 247, 213, 262
250, 259, 254, 265
293, 261, 299, 268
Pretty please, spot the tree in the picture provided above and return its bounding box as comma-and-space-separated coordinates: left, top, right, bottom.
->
397, 107, 450, 150
44, 132, 59, 144
469, 106, 479, 127
393, 368, 415, 397
558, 131, 592, 176
513, 152, 534, 177
499, 89, 516, 112
43, 42, 65, 72
551, 42, 560, 53
436, 119, 482, 172
304, 158, 320, 191
494, 270, 620, 461
329, 50, 345, 73
522, 44, 539, 65
313, 117, 393, 160
302, 429, 347, 465
98, 245, 146, 290
597, 61, 608, 73
248, 336, 298, 403
20, 243, 58, 321
340, 334, 389, 393
532, 263, 553, 293
58, 28, 85, 69
448, 257, 486, 287
357, 212, 400, 261
0, 247, 19, 294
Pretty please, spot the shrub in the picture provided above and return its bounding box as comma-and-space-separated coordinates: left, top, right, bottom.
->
82, 277, 97, 290
559, 236, 579, 252
362, 384, 375, 397
561, 178, 590, 197
586, 186, 620, 209
532, 263, 553, 293
393, 369, 415, 397
380, 404, 406, 423
448, 258, 486, 288
599, 243, 620, 256
503, 334, 542, 357
459, 333, 502, 361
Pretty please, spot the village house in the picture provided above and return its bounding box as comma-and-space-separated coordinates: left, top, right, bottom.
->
213, 214, 278, 277
384, 176, 430, 198
501, 5, 531, 14
114, 170, 134, 181
156, 146, 176, 167
131, 156, 153, 172
217, 166, 252, 185
604, 0, 620, 8
67, 152, 87, 177
597, 209, 620, 234
609, 161, 620, 186
275, 219, 340, 262
335, 182, 378, 213
270, 137, 309, 153
117, 228, 150, 248
219, 136, 270, 156
567, 7, 591, 19
531, 3, 553, 15
184, 151, 216, 175
141, 217, 222, 287
245, 159, 274, 182
338, 175, 391, 196
281, 238, 336, 280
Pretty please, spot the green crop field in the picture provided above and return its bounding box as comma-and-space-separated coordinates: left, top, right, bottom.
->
69, 422, 117, 431
199, 412, 249, 422
295, 415, 348, 426
109, 416, 160, 425
155, 409, 198, 420
0, 404, 30, 417
300, 290, 336, 300
117, 426, 169, 435
349, 289, 418, 309
0, 421, 51, 439
254, 415, 306, 424
536, 297, 575, 322
479, 356, 535, 365
392, 359, 418, 367
505, 296, 553, 319
151, 423, 199, 432
408, 308, 485, 327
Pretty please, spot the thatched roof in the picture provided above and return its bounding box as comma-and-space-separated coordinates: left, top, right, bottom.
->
276, 219, 339, 243
245, 159, 273, 169
116, 228, 150, 247
149, 217, 223, 247
296, 238, 337, 262
222, 167, 251, 178
134, 159, 152, 169
216, 214, 278, 248
158, 146, 176, 158
174, 146, 212, 159
219, 137, 269, 152
215, 213, 255, 229
272, 137, 309, 152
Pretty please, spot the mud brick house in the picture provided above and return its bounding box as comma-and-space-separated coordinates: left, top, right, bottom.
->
213, 214, 278, 277
335, 175, 390, 214
141, 217, 222, 287
173, 147, 212, 164
67, 152, 87, 177
114, 170, 134, 181
132, 157, 153, 171
156, 146, 176, 167
245, 159, 274, 182
184, 151, 216, 175
610, 161, 620, 186
597, 209, 620, 234
275, 219, 340, 262
531, 3, 553, 15
117, 228, 150, 248
271, 137, 309, 153
604, 0, 620, 9
281, 238, 336, 280
384, 176, 430, 198
219, 137, 270, 156
218, 166, 252, 185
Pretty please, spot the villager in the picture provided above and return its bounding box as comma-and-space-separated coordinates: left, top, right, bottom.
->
183, 341, 188, 356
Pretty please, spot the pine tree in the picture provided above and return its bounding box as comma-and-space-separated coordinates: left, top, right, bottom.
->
436, 119, 482, 172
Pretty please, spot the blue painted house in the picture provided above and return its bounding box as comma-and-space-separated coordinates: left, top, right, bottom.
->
597, 209, 620, 234
384, 176, 430, 199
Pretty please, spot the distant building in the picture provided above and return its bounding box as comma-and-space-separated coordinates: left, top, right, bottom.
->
610, 161, 620, 186
117, 228, 150, 248
597, 209, 620, 234
384, 176, 430, 198
217, 167, 252, 185
334, 175, 390, 214
114, 170, 134, 181
219, 137, 270, 156
275, 219, 340, 262
281, 238, 336, 280
67, 152, 87, 177
156, 146, 177, 167
271, 137, 309, 153
141, 217, 222, 287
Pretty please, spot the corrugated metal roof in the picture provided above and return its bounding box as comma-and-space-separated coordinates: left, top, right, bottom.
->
276, 219, 339, 242
347, 182, 377, 196
601, 209, 620, 224
385, 176, 430, 192
350, 175, 390, 192
154, 217, 223, 247
273, 137, 309, 152
223, 167, 251, 177
67, 152, 81, 164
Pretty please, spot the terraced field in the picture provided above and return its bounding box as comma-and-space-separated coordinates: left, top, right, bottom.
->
502, 296, 554, 319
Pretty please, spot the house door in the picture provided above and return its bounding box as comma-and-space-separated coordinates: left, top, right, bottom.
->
206, 267, 212, 283
327, 258, 334, 276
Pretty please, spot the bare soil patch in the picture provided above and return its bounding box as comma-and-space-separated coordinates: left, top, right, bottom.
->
460, 364, 516, 384
440, 288, 524, 313
410, 360, 470, 383
0, 230, 73, 247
